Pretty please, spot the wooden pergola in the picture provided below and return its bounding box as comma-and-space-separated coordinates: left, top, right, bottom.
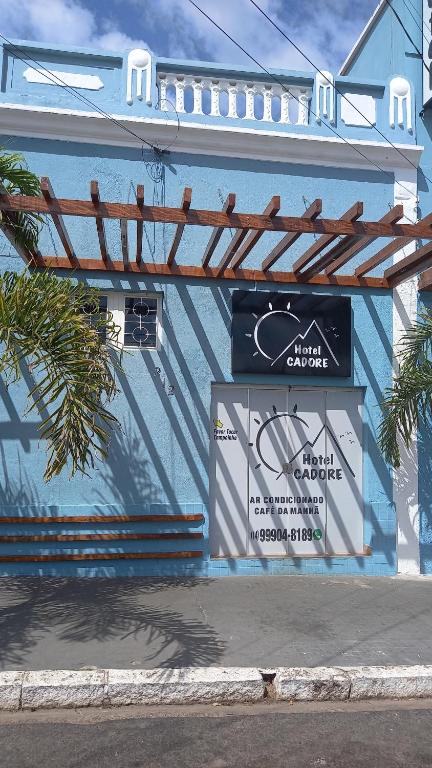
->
2, 179, 432, 290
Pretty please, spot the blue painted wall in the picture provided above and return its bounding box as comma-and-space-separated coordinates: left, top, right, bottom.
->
0, 130, 397, 576
2, 26, 422, 575
0, 38, 417, 145
344, 0, 432, 574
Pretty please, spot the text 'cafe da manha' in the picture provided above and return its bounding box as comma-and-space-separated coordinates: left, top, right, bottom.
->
2, 0, 432, 577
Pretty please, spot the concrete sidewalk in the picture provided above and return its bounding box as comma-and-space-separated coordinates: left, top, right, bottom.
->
0, 575, 431, 671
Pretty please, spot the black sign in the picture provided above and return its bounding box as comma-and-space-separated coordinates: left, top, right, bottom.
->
231, 291, 351, 377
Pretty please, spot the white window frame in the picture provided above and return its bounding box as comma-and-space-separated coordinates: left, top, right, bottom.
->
103, 291, 163, 350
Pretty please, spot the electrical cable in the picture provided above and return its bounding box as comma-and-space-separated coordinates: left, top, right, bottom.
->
382, 0, 428, 66
185, 0, 419, 220
248, 0, 429, 183
402, 0, 430, 48
0, 33, 160, 153
404, 0, 426, 26
0, 8, 421, 220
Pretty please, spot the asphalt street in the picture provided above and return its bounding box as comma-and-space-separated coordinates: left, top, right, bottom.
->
1, 700, 432, 767
1, 575, 432, 670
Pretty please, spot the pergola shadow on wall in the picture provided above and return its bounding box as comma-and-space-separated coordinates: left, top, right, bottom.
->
0, 178, 430, 568
1, 178, 432, 289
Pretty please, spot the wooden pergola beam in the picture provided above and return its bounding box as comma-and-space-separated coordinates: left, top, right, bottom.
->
355, 211, 432, 277
301, 236, 361, 281
41, 177, 78, 266
262, 199, 322, 272
2, 193, 432, 239
216, 228, 249, 275
136, 184, 144, 264
38, 255, 389, 288
385, 240, 432, 287
167, 187, 192, 266
202, 193, 236, 268
0, 217, 41, 264
218, 197, 284, 275
0, 182, 43, 265
324, 205, 404, 276
355, 237, 411, 278
419, 267, 432, 290
230, 196, 280, 270
90, 180, 108, 262
120, 219, 129, 270
292, 202, 364, 274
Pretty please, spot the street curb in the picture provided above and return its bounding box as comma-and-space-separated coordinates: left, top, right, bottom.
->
2, 665, 432, 710
274, 665, 432, 701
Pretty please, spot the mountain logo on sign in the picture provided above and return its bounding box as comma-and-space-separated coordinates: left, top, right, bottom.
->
248, 404, 355, 480
243, 299, 339, 369
270, 320, 339, 368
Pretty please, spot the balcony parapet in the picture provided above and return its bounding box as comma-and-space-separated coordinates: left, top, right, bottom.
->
0, 40, 418, 149
157, 71, 311, 126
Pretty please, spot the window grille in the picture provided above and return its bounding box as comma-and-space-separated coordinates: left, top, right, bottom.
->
123, 296, 159, 349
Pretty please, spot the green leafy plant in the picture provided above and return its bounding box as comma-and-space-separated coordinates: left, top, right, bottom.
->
0, 270, 121, 481
0, 149, 42, 252
0, 148, 121, 481
378, 310, 432, 468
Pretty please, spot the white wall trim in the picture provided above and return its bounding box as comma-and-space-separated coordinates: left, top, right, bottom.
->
0, 102, 423, 171
23, 67, 104, 91
392, 167, 420, 575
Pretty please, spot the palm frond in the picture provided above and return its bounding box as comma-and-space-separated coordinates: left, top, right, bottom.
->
0, 148, 42, 254
0, 270, 122, 481
378, 311, 432, 467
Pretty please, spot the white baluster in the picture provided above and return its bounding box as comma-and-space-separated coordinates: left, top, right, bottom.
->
175, 77, 185, 113
192, 79, 204, 115
158, 76, 168, 110
210, 80, 220, 116
280, 91, 291, 124
297, 90, 309, 126
263, 85, 273, 122
245, 84, 255, 120
228, 82, 238, 118
157, 70, 312, 127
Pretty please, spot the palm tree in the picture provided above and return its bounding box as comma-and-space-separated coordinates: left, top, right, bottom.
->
0, 149, 42, 253
378, 311, 432, 468
0, 149, 120, 481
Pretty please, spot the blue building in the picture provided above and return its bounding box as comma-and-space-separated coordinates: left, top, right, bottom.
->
0, 0, 431, 577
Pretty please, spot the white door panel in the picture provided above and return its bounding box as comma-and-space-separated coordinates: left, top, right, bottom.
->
248, 389, 289, 556
210, 388, 249, 556
210, 386, 364, 559
325, 390, 363, 554
287, 390, 327, 555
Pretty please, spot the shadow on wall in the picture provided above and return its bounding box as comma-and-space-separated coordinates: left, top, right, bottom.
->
0, 577, 226, 670
419, 420, 432, 574
94, 417, 162, 510
0, 443, 41, 513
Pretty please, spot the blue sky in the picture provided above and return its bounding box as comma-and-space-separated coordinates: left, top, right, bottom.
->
0, 0, 379, 72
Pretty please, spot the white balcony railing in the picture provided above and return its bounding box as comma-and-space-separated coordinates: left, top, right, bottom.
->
157, 73, 311, 126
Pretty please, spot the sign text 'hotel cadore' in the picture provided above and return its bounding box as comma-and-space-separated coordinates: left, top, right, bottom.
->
231, 291, 351, 377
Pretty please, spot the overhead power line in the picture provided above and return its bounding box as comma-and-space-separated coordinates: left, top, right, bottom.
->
402, 0, 430, 48
248, 0, 426, 181
383, 0, 428, 67
185, 0, 419, 218
0, 33, 159, 153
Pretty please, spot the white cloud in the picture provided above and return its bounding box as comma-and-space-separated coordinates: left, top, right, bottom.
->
0, 0, 149, 51
0, 0, 379, 72
138, 0, 378, 71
